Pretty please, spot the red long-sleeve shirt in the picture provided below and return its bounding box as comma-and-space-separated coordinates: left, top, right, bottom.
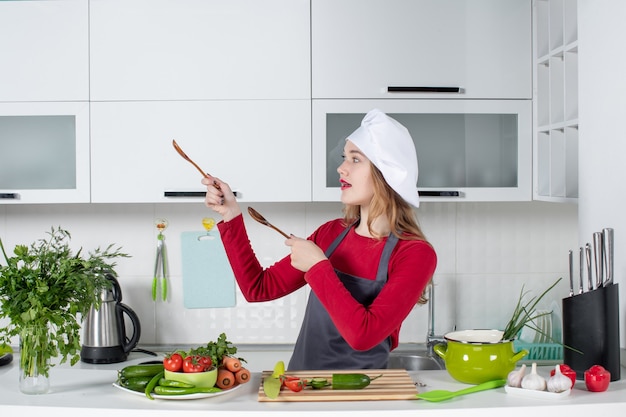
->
217, 214, 437, 351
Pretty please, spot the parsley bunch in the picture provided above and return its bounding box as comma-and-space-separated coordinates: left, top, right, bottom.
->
0, 226, 129, 377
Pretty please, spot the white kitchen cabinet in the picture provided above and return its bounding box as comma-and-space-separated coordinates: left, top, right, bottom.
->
90, 100, 311, 203
313, 100, 532, 203
533, 0, 578, 202
0, 102, 91, 204
0, 0, 88, 102
89, 0, 310, 101
312, 0, 531, 100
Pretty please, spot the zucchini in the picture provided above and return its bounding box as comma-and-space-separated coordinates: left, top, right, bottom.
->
331, 373, 382, 390
118, 363, 164, 379
118, 375, 153, 391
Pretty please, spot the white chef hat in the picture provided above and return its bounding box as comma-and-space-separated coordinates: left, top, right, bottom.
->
347, 109, 419, 207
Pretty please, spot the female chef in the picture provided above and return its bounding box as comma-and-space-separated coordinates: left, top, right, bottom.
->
203, 109, 437, 370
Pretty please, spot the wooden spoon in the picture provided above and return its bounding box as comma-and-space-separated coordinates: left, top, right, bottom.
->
415, 379, 506, 402
172, 139, 209, 178
247, 207, 290, 239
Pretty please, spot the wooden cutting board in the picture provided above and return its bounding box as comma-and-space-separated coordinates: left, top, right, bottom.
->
257, 369, 418, 402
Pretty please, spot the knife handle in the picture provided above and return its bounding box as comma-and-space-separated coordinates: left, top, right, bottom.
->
593, 232, 604, 289
568, 249, 574, 296
585, 243, 593, 291
602, 228, 614, 286
578, 247, 584, 294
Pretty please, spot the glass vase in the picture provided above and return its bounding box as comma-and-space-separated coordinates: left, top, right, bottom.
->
19, 325, 50, 394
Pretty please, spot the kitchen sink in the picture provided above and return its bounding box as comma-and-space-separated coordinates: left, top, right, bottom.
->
387, 353, 444, 371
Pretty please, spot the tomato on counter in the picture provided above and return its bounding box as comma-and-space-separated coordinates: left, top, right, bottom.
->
584, 365, 611, 392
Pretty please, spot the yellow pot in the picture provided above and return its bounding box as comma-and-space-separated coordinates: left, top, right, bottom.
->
434, 329, 528, 385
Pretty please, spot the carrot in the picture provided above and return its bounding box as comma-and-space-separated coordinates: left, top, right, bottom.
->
221, 355, 242, 373
235, 367, 251, 384
216, 368, 235, 389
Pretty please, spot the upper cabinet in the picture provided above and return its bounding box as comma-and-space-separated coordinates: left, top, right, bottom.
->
533, 0, 578, 202
313, 100, 532, 203
0, 102, 91, 204
312, 0, 532, 100
89, 0, 310, 101
90, 100, 311, 204
0, 0, 89, 102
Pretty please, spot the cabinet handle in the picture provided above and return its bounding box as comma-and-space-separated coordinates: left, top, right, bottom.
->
0, 193, 19, 199
164, 191, 239, 198
387, 86, 461, 93
418, 191, 461, 197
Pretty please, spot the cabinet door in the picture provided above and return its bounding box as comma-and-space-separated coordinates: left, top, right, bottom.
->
90, 100, 311, 203
90, 0, 310, 101
312, 0, 531, 99
0, 0, 88, 102
313, 100, 532, 202
0, 102, 90, 204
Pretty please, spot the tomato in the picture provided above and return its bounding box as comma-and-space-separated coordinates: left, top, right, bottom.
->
550, 364, 577, 388
584, 365, 611, 392
182, 356, 206, 373
163, 353, 183, 372
198, 355, 212, 370
281, 375, 306, 392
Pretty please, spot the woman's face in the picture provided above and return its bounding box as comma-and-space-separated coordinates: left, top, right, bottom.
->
337, 140, 374, 206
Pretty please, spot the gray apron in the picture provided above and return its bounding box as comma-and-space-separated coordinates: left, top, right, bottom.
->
288, 224, 399, 370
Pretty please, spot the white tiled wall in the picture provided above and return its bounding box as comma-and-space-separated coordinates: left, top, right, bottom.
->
0, 201, 577, 348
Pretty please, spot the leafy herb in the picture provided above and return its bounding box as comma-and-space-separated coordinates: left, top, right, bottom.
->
0, 226, 129, 377
501, 277, 562, 342
189, 332, 242, 367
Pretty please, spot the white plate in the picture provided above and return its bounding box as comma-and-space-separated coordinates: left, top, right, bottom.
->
112, 382, 241, 400
505, 385, 571, 400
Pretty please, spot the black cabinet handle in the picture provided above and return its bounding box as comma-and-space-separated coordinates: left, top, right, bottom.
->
418, 191, 461, 197
164, 191, 239, 198
0, 193, 19, 199
387, 86, 461, 93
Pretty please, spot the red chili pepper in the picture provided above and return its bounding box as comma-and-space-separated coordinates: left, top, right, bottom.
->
584, 365, 611, 392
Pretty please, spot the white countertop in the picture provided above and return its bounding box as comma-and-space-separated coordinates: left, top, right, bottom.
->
1, 351, 625, 417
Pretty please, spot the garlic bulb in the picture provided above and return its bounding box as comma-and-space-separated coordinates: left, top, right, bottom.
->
506, 364, 526, 387
547, 364, 572, 393
521, 362, 547, 391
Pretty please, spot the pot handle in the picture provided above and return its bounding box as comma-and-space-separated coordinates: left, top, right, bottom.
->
117, 303, 141, 354
510, 349, 529, 364
433, 343, 447, 360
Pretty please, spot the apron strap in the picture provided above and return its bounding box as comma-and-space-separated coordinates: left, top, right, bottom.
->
375, 233, 399, 283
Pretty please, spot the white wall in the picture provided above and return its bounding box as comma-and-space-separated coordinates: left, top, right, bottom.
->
578, 1, 626, 348
0, 201, 577, 348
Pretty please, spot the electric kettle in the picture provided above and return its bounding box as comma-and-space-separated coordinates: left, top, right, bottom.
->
81, 273, 141, 364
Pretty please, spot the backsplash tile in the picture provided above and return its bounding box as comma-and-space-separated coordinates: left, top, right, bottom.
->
0, 201, 577, 347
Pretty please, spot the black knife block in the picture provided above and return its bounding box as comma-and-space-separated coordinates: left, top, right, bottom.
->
562, 283, 620, 381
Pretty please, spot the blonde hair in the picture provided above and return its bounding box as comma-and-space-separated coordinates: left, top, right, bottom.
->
342, 164, 432, 304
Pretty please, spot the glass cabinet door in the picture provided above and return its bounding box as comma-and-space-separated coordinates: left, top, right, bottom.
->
312, 99, 531, 202
0, 102, 90, 203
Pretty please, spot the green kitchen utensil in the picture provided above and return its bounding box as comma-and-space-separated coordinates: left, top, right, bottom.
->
415, 379, 506, 402
152, 219, 168, 301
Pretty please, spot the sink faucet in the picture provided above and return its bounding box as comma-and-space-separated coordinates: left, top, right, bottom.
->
425, 281, 447, 368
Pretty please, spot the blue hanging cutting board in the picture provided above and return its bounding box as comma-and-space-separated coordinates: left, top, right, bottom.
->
180, 230, 236, 308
